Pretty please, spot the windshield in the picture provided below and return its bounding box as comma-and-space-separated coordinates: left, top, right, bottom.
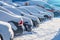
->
18, 8, 30, 14
24, 7, 40, 14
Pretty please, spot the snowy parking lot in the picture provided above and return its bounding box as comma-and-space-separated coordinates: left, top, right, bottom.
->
13, 18, 60, 40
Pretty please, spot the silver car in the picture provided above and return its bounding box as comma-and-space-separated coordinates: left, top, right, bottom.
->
0, 10, 24, 36
0, 21, 14, 40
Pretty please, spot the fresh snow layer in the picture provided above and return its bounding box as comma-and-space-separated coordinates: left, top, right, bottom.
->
14, 18, 60, 40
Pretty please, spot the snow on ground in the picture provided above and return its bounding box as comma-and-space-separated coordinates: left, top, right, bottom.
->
14, 18, 60, 40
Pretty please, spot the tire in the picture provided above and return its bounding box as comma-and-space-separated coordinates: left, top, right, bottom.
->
23, 21, 32, 32
23, 23, 32, 32
28, 26, 32, 32
44, 15, 52, 20
25, 25, 32, 32
0, 35, 3, 40
13, 26, 23, 36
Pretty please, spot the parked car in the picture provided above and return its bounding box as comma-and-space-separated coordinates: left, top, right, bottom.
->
0, 10, 24, 36
0, 21, 14, 40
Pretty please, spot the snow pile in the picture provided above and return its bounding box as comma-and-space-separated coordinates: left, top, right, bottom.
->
14, 18, 60, 40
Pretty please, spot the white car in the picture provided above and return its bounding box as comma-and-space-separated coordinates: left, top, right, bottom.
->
0, 7, 33, 32
0, 10, 25, 36
0, 1, 40, 27
0, 21, 14, 40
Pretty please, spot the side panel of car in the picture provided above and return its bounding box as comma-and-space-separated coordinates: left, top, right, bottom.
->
0, 21, 14, 40
0, 25, 10, 40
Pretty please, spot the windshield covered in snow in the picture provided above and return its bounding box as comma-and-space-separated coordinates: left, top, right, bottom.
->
18, 8, 30, 14
24, 7, 40, 14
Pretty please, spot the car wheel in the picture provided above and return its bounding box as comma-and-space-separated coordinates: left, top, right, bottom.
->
24, 23, 32, 32
0, 35, 3, 40
26, 25, 32, 32
13, 26, 24, 36
44, 15, 51, 19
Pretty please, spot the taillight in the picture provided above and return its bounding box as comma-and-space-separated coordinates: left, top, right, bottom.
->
18, 20, 23, 26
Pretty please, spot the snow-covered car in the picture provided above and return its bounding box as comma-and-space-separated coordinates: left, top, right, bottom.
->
0, 6, 33, 32
0, 10, 25, 36
0, 1, 40, 27
0, 21, 14, 40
